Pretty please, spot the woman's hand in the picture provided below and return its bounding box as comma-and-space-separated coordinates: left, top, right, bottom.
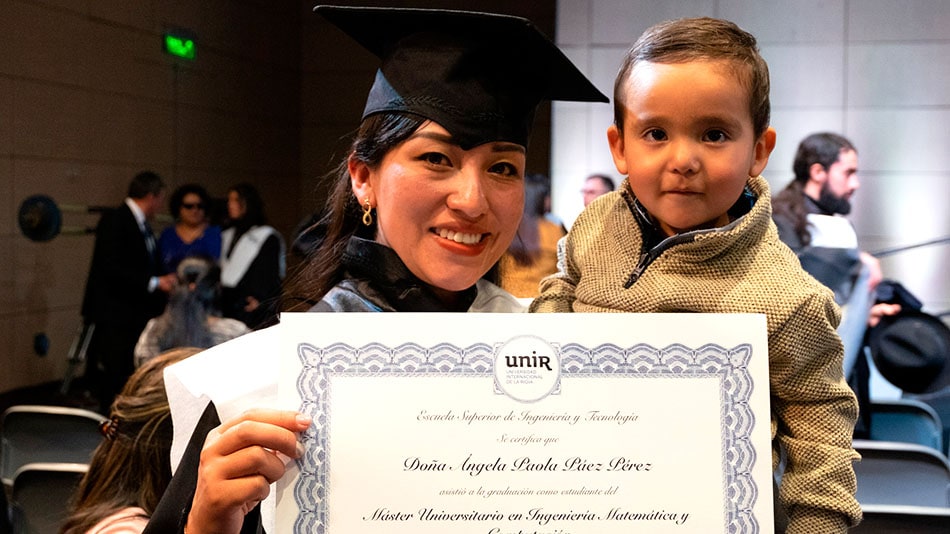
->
185, 409, 311, 534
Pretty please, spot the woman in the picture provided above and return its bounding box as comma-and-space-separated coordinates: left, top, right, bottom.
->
281, 113, 528, 313
499, 173, 566, 298
158, 184, 221, 274
60, 348, 201, 534
219, 183, 285, 329
144, 6, 606, 533
134, 255, 249, 367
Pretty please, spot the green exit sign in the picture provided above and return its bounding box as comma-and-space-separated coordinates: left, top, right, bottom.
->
163, 32, 196, 60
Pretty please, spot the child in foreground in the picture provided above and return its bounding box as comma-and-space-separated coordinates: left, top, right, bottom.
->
531, 17, 861, 533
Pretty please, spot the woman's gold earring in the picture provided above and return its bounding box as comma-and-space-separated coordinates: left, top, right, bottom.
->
362, 198, 374, 226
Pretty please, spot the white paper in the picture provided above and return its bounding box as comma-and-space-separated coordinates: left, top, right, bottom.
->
163, 325, 285, 529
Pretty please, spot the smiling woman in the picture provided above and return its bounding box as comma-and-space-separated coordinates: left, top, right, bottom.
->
277, 5, 608, 314
143, 6, 607, 534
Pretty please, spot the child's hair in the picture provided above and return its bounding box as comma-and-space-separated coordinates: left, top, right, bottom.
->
60, 347, 201, 534
613, 17, 771, 138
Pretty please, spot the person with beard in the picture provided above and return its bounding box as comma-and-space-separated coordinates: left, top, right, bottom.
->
772, 132, 901, 389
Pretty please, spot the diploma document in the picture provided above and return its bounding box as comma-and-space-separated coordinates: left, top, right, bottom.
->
276, 313, 773, 534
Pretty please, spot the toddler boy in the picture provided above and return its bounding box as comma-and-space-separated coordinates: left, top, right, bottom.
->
532, 18, 861, 533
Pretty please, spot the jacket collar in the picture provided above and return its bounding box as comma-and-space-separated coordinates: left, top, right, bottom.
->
342, 237, 477, 312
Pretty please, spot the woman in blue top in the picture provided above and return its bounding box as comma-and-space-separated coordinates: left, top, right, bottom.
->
158, 184, 221, 273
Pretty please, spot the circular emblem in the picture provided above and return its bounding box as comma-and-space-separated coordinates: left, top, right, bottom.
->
494, 335, 560, 403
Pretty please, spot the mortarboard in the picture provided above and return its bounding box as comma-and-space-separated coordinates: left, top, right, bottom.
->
315, 5, 608, 150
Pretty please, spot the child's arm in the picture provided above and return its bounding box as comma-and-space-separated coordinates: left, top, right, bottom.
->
770, 293, 862, 533
530, 234, 578, 312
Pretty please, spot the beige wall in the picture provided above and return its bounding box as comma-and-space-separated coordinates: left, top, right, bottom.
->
0, 0, 556, 395
554, 0, 950, 315
0, 0, 302, 393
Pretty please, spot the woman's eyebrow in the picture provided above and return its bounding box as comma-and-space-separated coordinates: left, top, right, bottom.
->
408, 132, 525, 154
492, 142, 526, 154
410, 131, 455, 144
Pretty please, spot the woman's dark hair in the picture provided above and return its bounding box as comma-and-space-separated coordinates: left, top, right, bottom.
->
60, 347, 200, 534
773, 132, 857, 246
506, 173, 550, 266
228, 182, 267, 228
168, 183, 212, 221
151, 255, 221, 352
282, 112, 426, 311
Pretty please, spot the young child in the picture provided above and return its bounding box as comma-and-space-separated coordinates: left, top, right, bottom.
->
531, 18, 861, 533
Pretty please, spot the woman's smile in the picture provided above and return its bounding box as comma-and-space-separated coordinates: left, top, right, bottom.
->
435, 228, 486, 245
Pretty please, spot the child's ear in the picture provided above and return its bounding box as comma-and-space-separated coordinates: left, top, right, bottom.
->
607, 124, 629, 175
348, 155, 375, 206
749, 127, 777, 177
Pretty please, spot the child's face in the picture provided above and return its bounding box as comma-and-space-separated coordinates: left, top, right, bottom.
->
607, 59, 775, 237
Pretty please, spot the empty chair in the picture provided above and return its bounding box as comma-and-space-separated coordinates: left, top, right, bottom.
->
905, 386, 950, 457
0, 405, 105, 489
852, 439, 950, 507
1, 475, 11, 534
9, 462, 87, 534
869, 398, 944, 453
851, 504, 950, 533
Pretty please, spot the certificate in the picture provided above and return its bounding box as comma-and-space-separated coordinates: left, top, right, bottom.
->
275, 313, 773, 533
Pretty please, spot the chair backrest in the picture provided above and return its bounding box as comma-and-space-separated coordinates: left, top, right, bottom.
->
852, 439, 950, 507
905, 386, 950, 457
0, 470, 11, 534
850, 504, 950, 533
0, 405, 105, 489
870, 398, 944, 453
9, 462, 87, 534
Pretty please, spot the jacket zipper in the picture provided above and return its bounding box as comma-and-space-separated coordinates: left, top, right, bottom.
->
623, 235, 688, 288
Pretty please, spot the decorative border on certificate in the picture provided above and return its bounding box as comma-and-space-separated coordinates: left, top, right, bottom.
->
292, 341, 759, 533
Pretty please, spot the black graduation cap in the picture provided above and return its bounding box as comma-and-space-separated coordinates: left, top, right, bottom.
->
315, 5, 608, 150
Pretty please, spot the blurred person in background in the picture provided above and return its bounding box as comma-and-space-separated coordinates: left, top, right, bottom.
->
772, 134, 901, 361
158, 184, 222, 274
61, 347, 201, 534
500, 173, 566, 298
772, 132, 902, 437
81, 171, 176, 412
581, 173, 615, 207
219, 183, 285, 330
134, 255, 248, 367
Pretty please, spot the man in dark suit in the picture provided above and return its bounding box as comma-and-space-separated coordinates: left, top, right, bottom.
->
81, 171, 177, 411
